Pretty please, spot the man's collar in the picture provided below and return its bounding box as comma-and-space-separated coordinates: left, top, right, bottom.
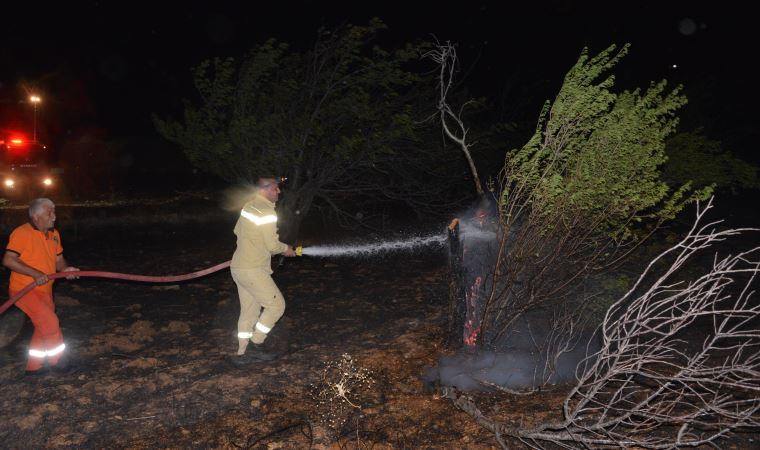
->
255, 192, 276, 207
28, 220, 53, 233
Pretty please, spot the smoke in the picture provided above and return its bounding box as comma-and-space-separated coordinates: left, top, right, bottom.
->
424, 314, 600, 391
221, 184, 257, 212
458, 221, 498, 241
425, 194, 599, 391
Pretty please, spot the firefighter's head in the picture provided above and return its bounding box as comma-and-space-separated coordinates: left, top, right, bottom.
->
29, 197, 56, 231
256, 176, 282, 203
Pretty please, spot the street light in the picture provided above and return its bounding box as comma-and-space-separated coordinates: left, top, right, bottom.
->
29, 95, 41, 142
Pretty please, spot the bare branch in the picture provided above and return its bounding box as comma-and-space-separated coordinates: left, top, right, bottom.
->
448, 202, 760, 447
425, 42, 484, 196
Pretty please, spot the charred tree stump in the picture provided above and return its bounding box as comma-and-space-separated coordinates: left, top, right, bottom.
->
446, 195, 499, 350
447, 219, 465, 348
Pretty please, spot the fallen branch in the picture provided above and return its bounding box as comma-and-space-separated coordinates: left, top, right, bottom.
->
447, 199, 760, 448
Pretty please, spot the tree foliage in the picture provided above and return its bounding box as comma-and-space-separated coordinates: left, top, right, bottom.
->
663, 129, 760, 194
503, 44, 710, 240
434, 42, 758, 448
483, 44, 711, 348
155, 20, 471, 240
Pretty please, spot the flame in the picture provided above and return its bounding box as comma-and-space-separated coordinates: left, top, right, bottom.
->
463, 276, 482, 347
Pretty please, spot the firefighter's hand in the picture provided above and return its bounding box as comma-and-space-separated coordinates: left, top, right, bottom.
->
61, 266, 80, 280
283, 246, 297, 257
34, 272, 49, 286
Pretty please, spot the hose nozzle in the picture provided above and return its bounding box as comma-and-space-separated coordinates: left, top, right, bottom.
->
295, 245, 303, 256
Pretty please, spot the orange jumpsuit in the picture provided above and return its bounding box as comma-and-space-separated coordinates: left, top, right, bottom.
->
6, 223, 65, 371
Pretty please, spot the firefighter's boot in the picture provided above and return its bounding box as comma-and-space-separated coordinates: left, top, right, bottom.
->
231, 344, 277, 365
246, 344, 277, 361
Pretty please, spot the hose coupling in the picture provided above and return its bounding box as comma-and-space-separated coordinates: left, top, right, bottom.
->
295, 245, 303, 257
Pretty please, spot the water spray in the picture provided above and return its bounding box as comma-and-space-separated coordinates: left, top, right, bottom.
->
2, 232, 447, 318
295, 232, 447, 258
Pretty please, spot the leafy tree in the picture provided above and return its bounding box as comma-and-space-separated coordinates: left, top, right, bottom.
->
663, 129, 760, 194
488, 44, 713, 345
155, 19, 471, 241
437, 43, 712, 355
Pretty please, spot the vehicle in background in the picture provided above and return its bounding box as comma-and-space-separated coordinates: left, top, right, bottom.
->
1, 132, 62, 198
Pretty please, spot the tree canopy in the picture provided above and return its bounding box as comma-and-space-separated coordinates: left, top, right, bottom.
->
438, 44, 715, 350
154, 19, 472, 240
663, 130, 759, 194
502, 44, 711, 241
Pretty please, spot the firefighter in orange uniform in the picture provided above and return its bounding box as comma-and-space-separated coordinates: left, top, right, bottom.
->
3, 198, 79, 374
231, 177, 296, 364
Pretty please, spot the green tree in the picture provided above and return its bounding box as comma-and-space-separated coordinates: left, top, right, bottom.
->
487, 44, 713, 345
663, 129, 759, 194
437, 43, 712, 353
155, 19, 470, 241
484, 46, 711, 338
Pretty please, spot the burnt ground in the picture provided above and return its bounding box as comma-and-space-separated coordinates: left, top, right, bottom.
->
0, 200, 758, 449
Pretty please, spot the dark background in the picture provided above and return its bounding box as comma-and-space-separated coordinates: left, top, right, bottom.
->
0, 1, 756, 195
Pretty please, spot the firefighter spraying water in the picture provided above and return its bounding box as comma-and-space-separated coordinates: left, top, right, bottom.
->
0, 188, 449, 370
228, 176, 448, 363
229, 176, 297, 364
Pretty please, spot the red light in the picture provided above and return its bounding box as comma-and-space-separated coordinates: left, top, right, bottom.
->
10, 139, 23, 144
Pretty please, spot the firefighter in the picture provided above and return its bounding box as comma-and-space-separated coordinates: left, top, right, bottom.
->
231, 177, 296, 364
2, 198, 79, 375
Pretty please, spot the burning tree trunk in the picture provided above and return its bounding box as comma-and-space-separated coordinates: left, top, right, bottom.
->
446, 197, 500, 350
447, 219, 466, 347
429, 42, 709, 374
445, 199, 760, 448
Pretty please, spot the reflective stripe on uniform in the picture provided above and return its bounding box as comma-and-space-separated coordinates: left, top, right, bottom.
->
29, 349, 47, 358
255, 322, 271, 334
28, 343, 66, 358
238, 331, 253, 339
240, 210, 277, 226
47, 343, 66, 356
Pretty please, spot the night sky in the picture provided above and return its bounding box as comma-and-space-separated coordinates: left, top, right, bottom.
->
1, 1, 756, 163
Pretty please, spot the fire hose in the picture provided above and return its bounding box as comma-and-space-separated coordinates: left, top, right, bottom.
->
0, 246, 303, 316
0, 261, 231, 315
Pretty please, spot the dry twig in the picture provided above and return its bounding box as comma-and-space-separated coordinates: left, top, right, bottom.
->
448, 199, 760, 448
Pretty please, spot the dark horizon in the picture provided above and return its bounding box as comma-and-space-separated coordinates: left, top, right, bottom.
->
1, 1, 756, 161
